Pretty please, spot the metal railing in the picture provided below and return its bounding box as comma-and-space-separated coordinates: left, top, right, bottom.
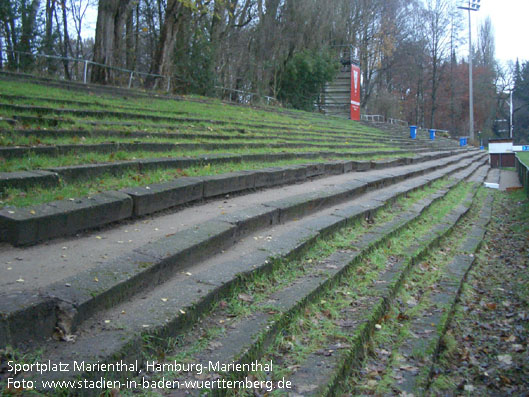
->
213, 86, 278, 105
2, 50, 170, 90
387, 117, 408, 126
1, 50, 278, 104
361, 114, 385, 122
515, 154, 529, 197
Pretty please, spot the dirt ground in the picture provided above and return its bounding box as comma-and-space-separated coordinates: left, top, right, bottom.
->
429, 188, 529, 395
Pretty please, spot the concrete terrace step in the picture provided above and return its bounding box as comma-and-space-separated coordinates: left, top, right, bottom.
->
0, 139, 458, 161
0, 140, 400, 160
5, 116, 456, 147
10, 114, 457, 151
0, 93, 202, 119
277, 176, 486, 396
2, 126, 441, 146
0, 151, 484, 350
388, 193, 493, 396
0, 71, 353, 124
1, 100, 395, 138
0, 150, 474, 246
4, 106, 321, 134
151, 162, 488, 394
20, 156, 487, 392
7, 116, 461, 152
0, 148, 464, 192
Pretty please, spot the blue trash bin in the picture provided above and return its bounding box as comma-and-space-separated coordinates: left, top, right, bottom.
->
480, 145, 484, 150
410, 125, 417, 139
460, 137, 465, 147
429, 129, 435, 140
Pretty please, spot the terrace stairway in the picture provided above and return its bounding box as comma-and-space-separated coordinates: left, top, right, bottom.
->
0, 73, 495, 397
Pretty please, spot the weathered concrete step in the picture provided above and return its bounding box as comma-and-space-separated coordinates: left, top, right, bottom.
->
0, 191, 133, 246
386, 193, 493, 396
486, 167, 501, 184
164, 162, 486, 392
4, 104, 352, 135
0, 71, 183, 102
283, 185, 483, 396
0, 102, 190, 122
5, 108, 460, 149
0, 151, 459, 245
0, 93, 196, 118
0, 140, 396, 159
2, 126, 426, 146
0, 154, 479, 298
0, 147, 463, 191
0, 71, 318, 123
3, 71, 356, 130
19, 160, 485, 394
28, 161, 485, 394
0, 152, 484, 349
5, 118, 458, 150
0, 170, 59, 192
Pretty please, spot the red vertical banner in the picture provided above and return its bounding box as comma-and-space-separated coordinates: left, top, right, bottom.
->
350, 64, 361, 121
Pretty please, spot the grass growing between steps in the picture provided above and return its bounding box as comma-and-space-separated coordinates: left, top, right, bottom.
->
122, 178, 459, 393
517, 152, 529, 167
428, 189, 529, 396
0, 80, 381, 137
0, 146, 405, 173
0, 153, 415, 208
345, 188, 488, 396
0, 132, 391, 148
237, 183, 476, 394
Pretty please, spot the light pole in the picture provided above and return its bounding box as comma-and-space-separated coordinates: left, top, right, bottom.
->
458, 0, 481, 143
510, 89, 514, 139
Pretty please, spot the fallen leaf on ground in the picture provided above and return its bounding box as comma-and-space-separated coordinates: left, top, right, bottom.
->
464, 385, 475, 392
497, 354, 512, 365
485, 302, 497, 310
238, 293, 254, 302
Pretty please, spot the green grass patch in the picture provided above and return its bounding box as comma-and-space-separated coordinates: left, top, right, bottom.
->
106, 176, 475, 396
0, 80, 387, 139
248, 182, 475, 387
0, 153, 414, 208
517, 151, 529, 168
0, 131, 392, 149
0, 145, 410, 173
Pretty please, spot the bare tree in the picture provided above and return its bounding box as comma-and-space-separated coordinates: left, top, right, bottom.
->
69, 0, 95, 59
146, 0, 193, 87
423, 0, 451, 128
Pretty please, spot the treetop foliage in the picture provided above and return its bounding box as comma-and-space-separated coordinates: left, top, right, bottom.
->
0, 0, 522, 141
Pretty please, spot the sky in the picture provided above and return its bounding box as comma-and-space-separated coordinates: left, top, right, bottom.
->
81, 0, 529, 66
473, 0, 529, 65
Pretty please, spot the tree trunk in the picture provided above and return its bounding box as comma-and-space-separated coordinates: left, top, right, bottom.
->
44, 0, 55, 61
91, 0, 132, 84
146, 0, 186, 88
125, 6, 135, 70
61, 1, 71, 79
134, 1, 140, 70
1, 2, 17, 67
209, 0, 224, 61
19, 0, 41, 70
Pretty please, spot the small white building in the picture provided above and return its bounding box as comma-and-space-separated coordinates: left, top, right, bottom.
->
489, 139, 515, 168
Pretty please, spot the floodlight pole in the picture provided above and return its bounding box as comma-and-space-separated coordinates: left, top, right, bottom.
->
458, 0, 480, 142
